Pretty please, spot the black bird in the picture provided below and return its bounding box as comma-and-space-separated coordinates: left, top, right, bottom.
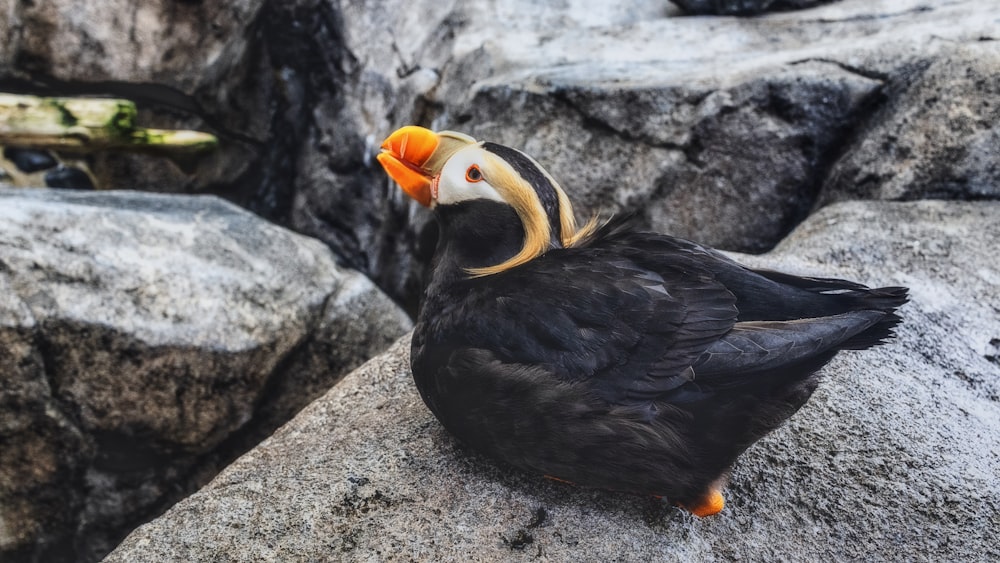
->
376, 125, 908, 516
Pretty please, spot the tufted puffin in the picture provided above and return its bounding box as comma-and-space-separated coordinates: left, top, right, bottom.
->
376, 125, 908, 516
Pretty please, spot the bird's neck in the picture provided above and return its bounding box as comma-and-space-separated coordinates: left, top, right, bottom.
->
429, 200, 528, 283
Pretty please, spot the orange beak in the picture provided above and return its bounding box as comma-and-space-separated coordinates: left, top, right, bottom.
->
377, 126, 477, 207
376, 126, 440, 207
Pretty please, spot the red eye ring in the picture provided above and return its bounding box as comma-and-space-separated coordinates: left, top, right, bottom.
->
465, 164, 483, 183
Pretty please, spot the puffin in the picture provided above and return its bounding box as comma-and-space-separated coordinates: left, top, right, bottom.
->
376, 125, 907, 516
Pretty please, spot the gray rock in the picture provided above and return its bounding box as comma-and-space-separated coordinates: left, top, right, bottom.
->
821, 41, 1000, 205
106, 200, 1000, 562
427, 0, 996, 249
285, 0, 1000, 309
0, 276, 88, 560
5, 0, 997, 311
0, 188, 410, 561
451, 63, 880, 254
1, 1, 261, 92
0, 149, 96, 191
280, 0, 677, 312
0, 0, 267, 193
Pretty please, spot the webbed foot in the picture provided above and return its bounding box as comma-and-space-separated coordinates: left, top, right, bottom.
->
680, 489, 725, 517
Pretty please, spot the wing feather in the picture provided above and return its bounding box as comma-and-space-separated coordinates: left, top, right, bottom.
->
456, 245, 738, 403
692, 311, 884, 378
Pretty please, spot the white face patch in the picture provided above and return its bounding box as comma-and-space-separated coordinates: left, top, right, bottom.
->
432, 145, 507, 208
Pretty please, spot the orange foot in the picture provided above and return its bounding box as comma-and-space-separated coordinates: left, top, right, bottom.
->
680, 489, 725, 517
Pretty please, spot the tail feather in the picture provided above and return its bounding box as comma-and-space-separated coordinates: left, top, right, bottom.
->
854, 285, 910, 310
839, 313, 902, 350
753, 269, 870, 292
840, 286, 908, 350
725, 264, 909, 322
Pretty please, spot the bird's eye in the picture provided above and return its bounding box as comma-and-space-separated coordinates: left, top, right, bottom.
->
465, 165, 483, 183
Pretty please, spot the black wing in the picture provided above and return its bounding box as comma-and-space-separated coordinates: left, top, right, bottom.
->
438, 242, 739, 404
420, 218, 906, 407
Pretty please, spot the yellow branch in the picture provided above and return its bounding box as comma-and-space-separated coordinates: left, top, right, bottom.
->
0, 93, 218, 155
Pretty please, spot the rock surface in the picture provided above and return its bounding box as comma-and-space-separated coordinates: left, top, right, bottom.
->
0, 0, 267, 192
820, 41, 1000, 205
3, 3, 999, 556
0, 188, 410, 562
285, 0, 1000, 311
107, 200, 1000, 561
3, 0, 997, 312
1, 1, 261, 90
426, 0, 998, 245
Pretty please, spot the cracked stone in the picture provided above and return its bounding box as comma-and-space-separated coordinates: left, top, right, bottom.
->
0, 187, 410, 562
278, 0, 998, 312
820, 41, 1000, 204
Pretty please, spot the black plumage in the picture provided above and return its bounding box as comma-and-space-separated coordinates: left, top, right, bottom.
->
378, 126, 908, 515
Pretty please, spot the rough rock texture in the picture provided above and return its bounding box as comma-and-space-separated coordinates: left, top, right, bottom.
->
452, 63, 879, 255
0, 188, 410, 562
282, 0, 1000, 311
0, 0, 267, 192
107, 200, 1000, 561
423, 0, 997, 246
820, 41, 1000, 205
3, 0, 997, 312
2, 1, 260, 89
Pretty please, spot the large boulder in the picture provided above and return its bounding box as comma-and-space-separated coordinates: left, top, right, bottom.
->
277, 0, 677, 313
425, 0, 997, 246
0, 188, 411, 562
820, 41, 1000, 205
106, 200, 1000, 561
285, 0, 1000, 311
3, 0, 997, 312
1, 0, 261, 90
